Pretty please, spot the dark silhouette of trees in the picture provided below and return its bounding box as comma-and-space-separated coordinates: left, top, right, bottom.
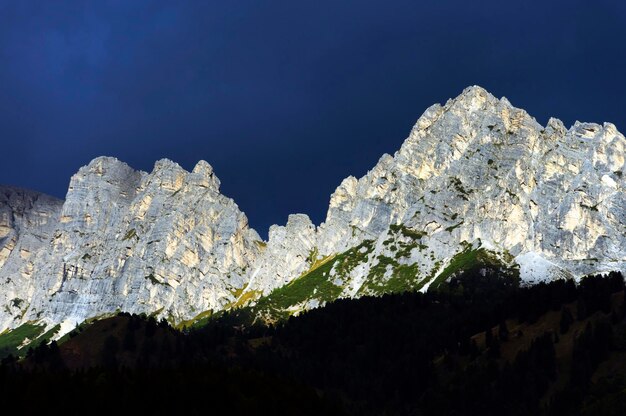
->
102, 335, 119, 368
485, 327, 494, 348
0, 270, 623, 416
498, 320, 509, 341
560, 306, 574, 334
123, 327, 136, 351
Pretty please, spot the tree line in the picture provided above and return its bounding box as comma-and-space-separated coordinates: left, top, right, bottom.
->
1, 268, 624, 415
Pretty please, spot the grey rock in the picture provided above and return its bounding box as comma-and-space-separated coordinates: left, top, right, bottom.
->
0, 186, 63, 330
1, 86, 624, 334
241, 86, 625, 309
0, 157, 262, 335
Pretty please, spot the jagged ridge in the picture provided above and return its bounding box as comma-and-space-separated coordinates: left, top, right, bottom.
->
1, 86, 624, 336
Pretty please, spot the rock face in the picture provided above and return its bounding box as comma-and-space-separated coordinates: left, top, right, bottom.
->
238, 86, 626, 318
1, 86, 625, 334
0, 186, 63, 331
312, 86, 626, 287
246, 214, 317, 296
0, 158, 262, 335
319, 87, 626, 266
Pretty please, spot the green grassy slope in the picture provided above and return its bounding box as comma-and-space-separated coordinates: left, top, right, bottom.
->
0, 323, 46, 358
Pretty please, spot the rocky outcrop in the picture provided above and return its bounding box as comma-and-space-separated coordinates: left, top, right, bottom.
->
321, 87, 625, 277
0, 186, 63, 331
240, 86, 626, 315
1, 86, 624, 334
246, 214, 317, 296
0, 158, 263, 335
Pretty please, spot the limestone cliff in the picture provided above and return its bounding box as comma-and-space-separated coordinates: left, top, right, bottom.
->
1, 86, 624, 335
241, 86, 626, 317
0, 158, 262, 335
0, 186, 63, 331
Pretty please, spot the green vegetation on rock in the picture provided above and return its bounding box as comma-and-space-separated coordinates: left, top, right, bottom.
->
144, 273, 170, 287
387, 224, 428, 258
450, 176, 473, 200
359, 255, 424, 296
248, 240, 375, 322
122, 228, 138, 241
445, 221, 464, 232
429, 246, 519, 290
0, 323, 46, 358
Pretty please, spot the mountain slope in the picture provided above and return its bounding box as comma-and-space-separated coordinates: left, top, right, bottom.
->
237, 85, 625, 319
5, 272, 625, 416
0, 186, 63, 331
0, 86, 624, 335
0, 158, 263, 335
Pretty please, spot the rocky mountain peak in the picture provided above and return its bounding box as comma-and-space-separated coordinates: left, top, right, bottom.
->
145, 158, 186, 192
246, 85, 625, 313
451, 84, 494, 107
189, 160, 220, 190
0, 86, 624, 337
79, 156, 142, 183
0, 155, 264, 334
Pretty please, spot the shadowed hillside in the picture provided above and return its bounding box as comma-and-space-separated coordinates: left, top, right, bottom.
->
1, 269, 625, 415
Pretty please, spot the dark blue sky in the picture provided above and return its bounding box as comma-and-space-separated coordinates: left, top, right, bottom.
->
1, 0, 625, 237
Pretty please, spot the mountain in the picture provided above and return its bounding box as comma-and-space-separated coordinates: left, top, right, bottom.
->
1, 86, 624, 338
0, 159, 263, 336
239, 85, 626, 321
0, 187, 63, 330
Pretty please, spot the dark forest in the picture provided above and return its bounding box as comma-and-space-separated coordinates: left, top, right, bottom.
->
2, 269, 625, 415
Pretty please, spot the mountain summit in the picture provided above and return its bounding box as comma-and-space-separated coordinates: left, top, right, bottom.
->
1, 86, 624, 336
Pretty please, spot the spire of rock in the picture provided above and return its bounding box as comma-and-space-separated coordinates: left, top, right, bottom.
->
189, 160, 220, 190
